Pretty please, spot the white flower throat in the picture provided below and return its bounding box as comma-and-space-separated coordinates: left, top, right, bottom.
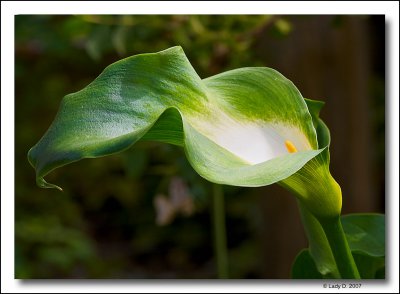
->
194, 114, 311, 165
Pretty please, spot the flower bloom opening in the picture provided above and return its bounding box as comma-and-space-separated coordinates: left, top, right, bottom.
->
285, 140, 298, 153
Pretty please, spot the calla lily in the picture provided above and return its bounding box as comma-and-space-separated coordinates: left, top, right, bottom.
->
28, 46, 339, 217
28, 46, 358, 278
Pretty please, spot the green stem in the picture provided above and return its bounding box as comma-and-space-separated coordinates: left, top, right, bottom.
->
319, 217, 360, 279
212, 184, 229, 279
298, 202, 340, 278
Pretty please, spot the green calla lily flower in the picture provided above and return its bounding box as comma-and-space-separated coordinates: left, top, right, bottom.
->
28, 46, 340, 219
28, 46, 360, 278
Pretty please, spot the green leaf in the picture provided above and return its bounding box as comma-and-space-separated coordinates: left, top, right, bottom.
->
352, 252, 385, 279
292, 213, 385, 279
292, 250, 384, 279
297, 203, 340, 278
292, 250, 385, 279
291, 249, 323, 279
342, 214, 385, 279
28, 46, 325, 191
341, 213, 385, 257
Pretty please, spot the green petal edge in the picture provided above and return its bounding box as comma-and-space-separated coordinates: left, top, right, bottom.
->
28, 46, 325, 189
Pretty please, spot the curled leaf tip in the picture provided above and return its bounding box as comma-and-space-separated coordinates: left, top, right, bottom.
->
37, 177, 63, 191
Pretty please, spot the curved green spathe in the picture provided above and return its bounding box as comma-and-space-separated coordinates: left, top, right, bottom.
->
28, 46, 337, 217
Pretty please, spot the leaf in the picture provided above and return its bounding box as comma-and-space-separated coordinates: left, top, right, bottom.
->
341, 213, 385, 257
352, 252, 385, 279
341, 214, 385, 278
297, 203, 340, 278
292, 250, 384, 279
28, 46, 325, 191
292, 250, 385, 279
291, 249, 323, 279
292, 213, 385, 279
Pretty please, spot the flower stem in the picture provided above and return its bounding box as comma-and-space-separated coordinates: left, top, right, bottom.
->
298, 202, 340, 278
319, 217, 360, 279
212, 184, 229, 279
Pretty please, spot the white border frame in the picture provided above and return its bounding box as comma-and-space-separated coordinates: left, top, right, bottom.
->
2, 1, 399, 293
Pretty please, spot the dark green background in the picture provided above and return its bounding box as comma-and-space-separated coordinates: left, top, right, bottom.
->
15, 15, 385, 278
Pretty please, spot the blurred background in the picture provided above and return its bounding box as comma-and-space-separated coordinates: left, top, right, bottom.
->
15, 15, 385, 279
